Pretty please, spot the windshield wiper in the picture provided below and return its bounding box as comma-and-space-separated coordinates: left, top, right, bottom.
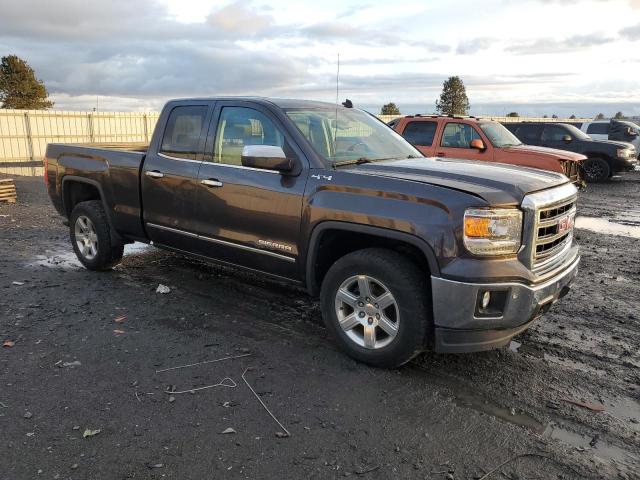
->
332, 156, 403, 169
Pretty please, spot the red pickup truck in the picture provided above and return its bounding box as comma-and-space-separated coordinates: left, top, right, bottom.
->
389, 115, 585, 184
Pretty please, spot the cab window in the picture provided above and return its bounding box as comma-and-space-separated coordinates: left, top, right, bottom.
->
160, 106, 208, 160
402, 121, 437, 146
212, 107, 285, 166
440, 122, 481, 148
542, 125, 570, 142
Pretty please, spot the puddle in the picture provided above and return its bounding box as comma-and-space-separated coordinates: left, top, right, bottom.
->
601, 395, 640, 431
449, 387, 545, 433
29, 242, 153, 269
575, 216, 640, 238
544, 425, 639, 466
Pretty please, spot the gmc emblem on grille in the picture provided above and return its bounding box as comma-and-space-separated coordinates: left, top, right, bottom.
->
558, 215, 574, 234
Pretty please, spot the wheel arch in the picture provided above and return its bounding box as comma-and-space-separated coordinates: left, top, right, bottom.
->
62, 176, 123, 245
305, 221, 440, 296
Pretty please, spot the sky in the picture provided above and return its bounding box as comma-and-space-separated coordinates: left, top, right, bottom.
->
1, 0, 639, 117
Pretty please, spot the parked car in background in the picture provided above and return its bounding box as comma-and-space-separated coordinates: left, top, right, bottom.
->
503, 122, 637, 182
44, 98, 580, 367
579, 119, 640, 153
389, 115, 584, 184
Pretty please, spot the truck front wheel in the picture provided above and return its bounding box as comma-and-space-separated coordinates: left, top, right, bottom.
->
583, 157, 610, 182
69, 200, 124, 271
320, 248, 431, 368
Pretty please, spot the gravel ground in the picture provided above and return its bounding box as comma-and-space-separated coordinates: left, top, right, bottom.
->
1, 173, 639, 480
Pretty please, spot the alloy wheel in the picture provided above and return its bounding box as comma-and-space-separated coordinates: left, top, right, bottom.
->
74, 215, 98, 260
334, 274, 400, 349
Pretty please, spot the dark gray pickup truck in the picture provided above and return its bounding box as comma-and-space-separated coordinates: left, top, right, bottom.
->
45, 98, 580, 367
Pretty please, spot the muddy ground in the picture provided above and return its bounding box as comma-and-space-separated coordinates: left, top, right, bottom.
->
1, 173, 639, 480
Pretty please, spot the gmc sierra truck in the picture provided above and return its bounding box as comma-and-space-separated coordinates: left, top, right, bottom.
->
45, 98, 580, 367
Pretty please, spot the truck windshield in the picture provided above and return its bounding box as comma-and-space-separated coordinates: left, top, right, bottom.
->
285, 108, 420, 165
479, 122, 522, 147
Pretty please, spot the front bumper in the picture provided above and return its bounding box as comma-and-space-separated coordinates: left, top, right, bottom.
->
431, 256, 579, 353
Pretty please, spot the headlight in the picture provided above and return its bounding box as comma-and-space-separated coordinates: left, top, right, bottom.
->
464, 208, 523, 256
617, 148, 633, 159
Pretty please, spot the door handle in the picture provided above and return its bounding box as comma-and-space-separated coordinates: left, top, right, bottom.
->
436, 152, 446, 157
201, 178, 223, 188
145, 170, 164, 179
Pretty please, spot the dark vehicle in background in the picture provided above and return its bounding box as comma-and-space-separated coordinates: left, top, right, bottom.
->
389, 115, 585, 184
578, 119, 640, 153
44, 98, 579, 368
503, 122, 637, 182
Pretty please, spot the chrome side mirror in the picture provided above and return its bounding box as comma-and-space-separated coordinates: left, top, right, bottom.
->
241, 145, 293, 172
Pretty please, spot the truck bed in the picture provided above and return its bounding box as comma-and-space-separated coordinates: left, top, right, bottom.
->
45, 142, 148, 242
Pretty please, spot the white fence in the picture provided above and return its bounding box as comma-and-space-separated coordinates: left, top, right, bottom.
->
0, 109, 588, 177
0, 110, 159, 176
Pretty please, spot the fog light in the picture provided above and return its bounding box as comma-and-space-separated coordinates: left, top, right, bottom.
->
481, 291, 491, 309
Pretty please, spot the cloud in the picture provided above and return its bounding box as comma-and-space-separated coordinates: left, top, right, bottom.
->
206, 2, 276, 36
620, 23, 640, 40
456, 37, 495, 55
507, 33, 615, 54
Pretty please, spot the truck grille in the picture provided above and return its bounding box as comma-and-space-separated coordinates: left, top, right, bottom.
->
520, 182, 579, 279
532, 197, 576, 274
558, 160, 580, 185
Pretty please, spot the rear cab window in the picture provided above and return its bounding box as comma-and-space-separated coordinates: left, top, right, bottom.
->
402, 121, 437, 146
515, 124, 543, 143
440, 122, 481, 148
160, 106, 208, 160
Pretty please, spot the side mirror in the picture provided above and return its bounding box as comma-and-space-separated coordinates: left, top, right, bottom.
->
562, 134, 572, 143
241, 145, 293, 173
470, 139, 486, 151
627, 128, 638, 137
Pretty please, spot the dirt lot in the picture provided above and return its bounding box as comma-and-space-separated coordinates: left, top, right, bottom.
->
1, 173, 639, 480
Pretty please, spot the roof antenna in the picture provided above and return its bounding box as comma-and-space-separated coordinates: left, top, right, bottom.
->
333, 53, 340, 154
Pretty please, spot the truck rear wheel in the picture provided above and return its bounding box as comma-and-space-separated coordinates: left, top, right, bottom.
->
320, 248, 431, 368
69, 200, 123, 271
583, 157, 610, 182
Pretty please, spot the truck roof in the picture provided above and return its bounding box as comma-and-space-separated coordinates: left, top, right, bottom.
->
167, 97, 341, 110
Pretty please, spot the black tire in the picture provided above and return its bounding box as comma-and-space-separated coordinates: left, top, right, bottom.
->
69, 200, 123, 271
582, 157, 610, 183
320, 248, 431, 368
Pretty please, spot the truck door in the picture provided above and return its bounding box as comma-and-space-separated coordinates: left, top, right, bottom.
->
436, 121, 493, 161
400, 120, 438, 156
141, 102, 211, 249
191, 102, 307, 279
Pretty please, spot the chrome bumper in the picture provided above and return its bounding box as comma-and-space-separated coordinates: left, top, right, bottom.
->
431, 256, 579, 353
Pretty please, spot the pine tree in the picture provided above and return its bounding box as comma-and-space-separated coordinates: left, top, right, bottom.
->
569, 114, 576, 119
595, 113, 605, 120
435, 76, 469, 115
614, 111, 624, 119
0, 55, 54, 109
506, 112, 519, 117
380, 102, 400, 116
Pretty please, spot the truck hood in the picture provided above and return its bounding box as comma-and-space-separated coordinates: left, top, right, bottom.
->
503, 145, 585, 161
349, 157, 568, 205
589, 139, 635, 149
